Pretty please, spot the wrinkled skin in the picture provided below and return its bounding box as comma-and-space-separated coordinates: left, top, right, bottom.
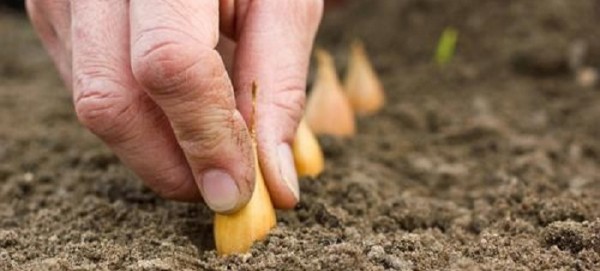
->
26, 0, 323, 213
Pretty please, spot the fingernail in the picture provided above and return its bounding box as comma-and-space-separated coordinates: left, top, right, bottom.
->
200, 170, 240, 213
278, 143, 300, 201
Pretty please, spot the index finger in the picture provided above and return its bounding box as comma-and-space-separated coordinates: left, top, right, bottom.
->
129, 0, 254, 213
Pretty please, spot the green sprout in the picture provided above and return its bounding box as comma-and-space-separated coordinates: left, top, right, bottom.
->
435, 27, 459, 66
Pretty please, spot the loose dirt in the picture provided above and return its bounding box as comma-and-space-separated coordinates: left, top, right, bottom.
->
1, 1, 600, 270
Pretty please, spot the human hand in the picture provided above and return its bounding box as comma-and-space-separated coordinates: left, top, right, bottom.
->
26, 0, 323, 213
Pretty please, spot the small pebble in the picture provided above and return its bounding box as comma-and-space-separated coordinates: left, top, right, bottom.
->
576, 67, 598, 88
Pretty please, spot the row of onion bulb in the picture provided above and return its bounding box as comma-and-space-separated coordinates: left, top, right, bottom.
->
214, 39, 385, 256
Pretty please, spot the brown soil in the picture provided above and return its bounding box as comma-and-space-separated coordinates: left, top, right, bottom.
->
2, 1, 600, 270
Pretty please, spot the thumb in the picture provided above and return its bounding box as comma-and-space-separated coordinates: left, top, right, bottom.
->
233, 0, 323, 209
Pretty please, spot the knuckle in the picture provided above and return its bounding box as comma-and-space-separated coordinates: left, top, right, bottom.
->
131, 28, 219, 95
272, 93, 304, 126
271, 75, 306, 124
74, 84, 135, 140
132, 41, 190, 92
131, 39, 189, 91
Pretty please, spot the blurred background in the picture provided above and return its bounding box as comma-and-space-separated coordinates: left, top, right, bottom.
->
1, 1, 600, 270
1, 0, 23, 11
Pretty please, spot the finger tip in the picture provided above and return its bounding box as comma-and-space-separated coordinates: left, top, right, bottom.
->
260, 170, 300, 210
198, 169, 246, 214
268, 173, 300, 209
258, 142, 301, 209
272, 193, 300, 210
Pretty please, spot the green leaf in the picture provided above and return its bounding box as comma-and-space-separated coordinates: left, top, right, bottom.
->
435, 27, 459, 66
